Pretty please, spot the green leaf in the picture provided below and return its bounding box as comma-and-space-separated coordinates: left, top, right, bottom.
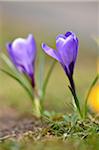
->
0, 53, 16, 70
38, 54, 45, 90
83, 74, 99, 118
41, 60, 56, 101
0, 53, 34, 101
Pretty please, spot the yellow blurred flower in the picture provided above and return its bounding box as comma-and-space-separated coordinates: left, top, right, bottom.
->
88, 85, 99, 113
95, 38, 99, 46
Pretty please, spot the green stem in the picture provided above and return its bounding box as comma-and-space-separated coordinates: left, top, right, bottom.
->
68, 76, 82, 118
83, 74, 99, 119
33, 95, 42, 118
69, 86, 82, 118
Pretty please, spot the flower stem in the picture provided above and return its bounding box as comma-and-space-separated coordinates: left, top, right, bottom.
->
33, 95, 42, 118
68, 76, 82, 118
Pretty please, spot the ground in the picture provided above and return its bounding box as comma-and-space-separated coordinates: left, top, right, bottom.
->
0, 102, 99, 150
0, 107, 44, 141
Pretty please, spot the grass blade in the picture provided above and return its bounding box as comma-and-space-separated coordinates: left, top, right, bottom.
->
0, 68, 34, 100
83, 74, 99, 118
38, 54, 45, 90
0, 53, 34, 101
41, 60, 56, 101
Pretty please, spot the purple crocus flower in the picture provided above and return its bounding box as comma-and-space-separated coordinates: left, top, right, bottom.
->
6, 34, 36, 88
42, 31, 78, 90
42, 31, 82, 116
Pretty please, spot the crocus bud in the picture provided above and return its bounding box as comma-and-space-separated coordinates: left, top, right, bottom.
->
7, 34, 37, 88
42, 31, 78, 82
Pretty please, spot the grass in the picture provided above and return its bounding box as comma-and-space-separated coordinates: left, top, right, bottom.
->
42, 113, 99, 139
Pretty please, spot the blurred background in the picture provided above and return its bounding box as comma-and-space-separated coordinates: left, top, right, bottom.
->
0, 1, 98, 114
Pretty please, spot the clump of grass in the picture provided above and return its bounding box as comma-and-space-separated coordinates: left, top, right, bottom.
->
42, 113, 99, 140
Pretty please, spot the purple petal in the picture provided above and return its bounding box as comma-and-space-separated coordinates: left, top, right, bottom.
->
56, 34, 66, 51
7, 43, 16, 65
26, 34, 37, 62
11, 38, 29, 64
42, 43, 62, 63
65, 31, 78, 48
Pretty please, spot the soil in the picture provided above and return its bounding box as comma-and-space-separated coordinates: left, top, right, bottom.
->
0, 107, 44, 141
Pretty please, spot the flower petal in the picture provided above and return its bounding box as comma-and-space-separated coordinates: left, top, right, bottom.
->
56, 34, 66, 51
7, 43, 16, 65
7, 42, 27, 72
11, 38, 29, 64
42, 43, 62, 63
26, 34, 37, 62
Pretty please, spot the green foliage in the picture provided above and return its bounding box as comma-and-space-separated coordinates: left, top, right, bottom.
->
0, 53, 56, 117
43, 113, 99, 140
41, 60, 56, 101
0, 53, 34, 101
